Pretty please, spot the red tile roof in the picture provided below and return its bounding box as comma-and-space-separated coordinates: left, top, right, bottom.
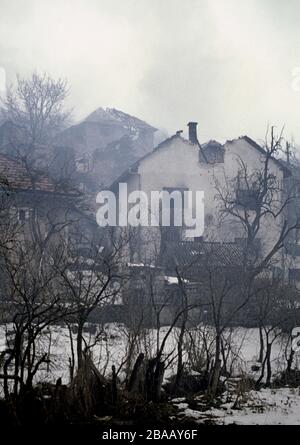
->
0, 153, 56, 193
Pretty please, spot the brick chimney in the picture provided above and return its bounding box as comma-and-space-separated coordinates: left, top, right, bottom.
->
187, 122, 198, 144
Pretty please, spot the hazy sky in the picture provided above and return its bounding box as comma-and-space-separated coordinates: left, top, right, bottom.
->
1, 0, 300, 143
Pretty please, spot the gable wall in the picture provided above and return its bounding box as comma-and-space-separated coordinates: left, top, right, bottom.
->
117, 135, 285, 265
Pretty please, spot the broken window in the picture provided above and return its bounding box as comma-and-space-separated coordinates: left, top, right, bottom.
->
160, 187, 188, 245
10, 207, 32, 223
201, 141, 225, 164
236, 172, 259, 210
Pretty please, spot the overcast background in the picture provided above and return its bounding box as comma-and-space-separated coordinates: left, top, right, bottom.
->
0, 0, 300, 143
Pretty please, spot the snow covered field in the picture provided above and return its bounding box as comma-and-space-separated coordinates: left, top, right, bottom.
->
173, 387, 300, 425
1, 323, 300, 425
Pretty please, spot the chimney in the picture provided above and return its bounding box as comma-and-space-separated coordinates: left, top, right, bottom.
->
187, 122, 198, 144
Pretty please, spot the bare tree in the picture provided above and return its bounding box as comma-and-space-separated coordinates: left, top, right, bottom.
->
1, 72, 70, 178
189, 127, 300, 399
0, 222, 68, 398
58, 227, 129, 371
215, 128, 299, 271
253, 278, 291, 386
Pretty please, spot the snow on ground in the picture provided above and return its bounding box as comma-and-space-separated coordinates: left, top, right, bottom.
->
0, 324, 297, 383
0, 323, 181, 384
173, 387, 300, 425
1, 323, 300, 424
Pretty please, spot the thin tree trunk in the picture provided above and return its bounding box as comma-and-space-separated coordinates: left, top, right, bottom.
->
266, 343, 272, 386
111, 365, 118, 405
208, 334, 221, 400
68, 324, 75, 382
174, 318, 186, 388
47, 331, 52, 374
258, 325, 264, 363
13, 331, 22, 396
77, 320, 84, 370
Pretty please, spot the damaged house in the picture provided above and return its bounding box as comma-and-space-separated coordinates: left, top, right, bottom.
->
106, 122, 300, 324
110, 122, 291, 269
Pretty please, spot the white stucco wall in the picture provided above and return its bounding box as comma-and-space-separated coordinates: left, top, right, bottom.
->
116, 134, 285, 264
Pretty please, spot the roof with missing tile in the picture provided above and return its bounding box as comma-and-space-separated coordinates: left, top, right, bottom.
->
0, 153, 59, 193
